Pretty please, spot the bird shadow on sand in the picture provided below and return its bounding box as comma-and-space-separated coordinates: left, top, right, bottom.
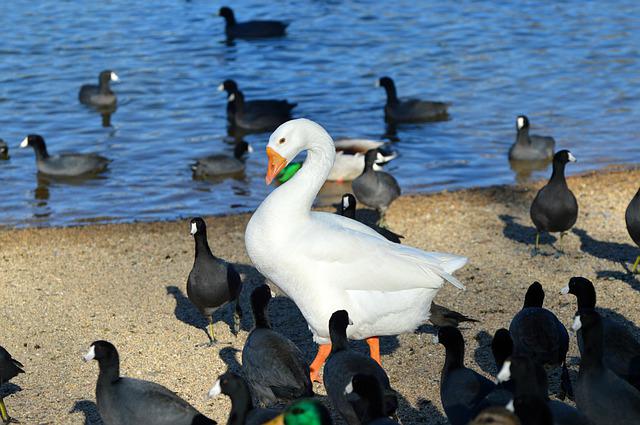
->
70, 400, 103, 425
499, 214, 557, 252
0, 383, 21, 398
472, 330, 496, 376
398, 396, 448, 425
573, 228, 638, 262
218, 346, 243, 375
166, 285, 209, 331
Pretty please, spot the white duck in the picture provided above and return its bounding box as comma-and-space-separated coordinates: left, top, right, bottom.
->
329, 139, 396, 182
245, 119, 467, 382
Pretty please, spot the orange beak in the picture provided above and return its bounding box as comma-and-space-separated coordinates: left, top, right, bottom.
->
265, 147, 287, 185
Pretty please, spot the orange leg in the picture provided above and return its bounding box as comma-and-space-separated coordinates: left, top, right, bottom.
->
366, 337, 382, 366
309, 344, 332, 383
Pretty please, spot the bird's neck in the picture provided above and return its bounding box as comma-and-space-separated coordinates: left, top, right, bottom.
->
549, 162, 567, 186
227, 391, 253, 425
384, 84, 399, 105
251, 303, 271, 329
33, 142, 49, 160
443, 344, 464, 371
576, 290, 596, 310
97, 358, 120, 384
516, 127, 530, 145
261, 137, 335, 219
329, 328, 349, 353
581, 323, 605, 369
194, 233, 214, 258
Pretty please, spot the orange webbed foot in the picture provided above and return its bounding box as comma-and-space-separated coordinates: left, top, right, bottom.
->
309, 343, 331, 383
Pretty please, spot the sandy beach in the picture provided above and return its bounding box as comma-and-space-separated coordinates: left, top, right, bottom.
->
2, 166, 640, 425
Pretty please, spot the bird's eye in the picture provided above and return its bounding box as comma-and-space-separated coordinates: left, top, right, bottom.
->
278, 138, 286, 145
292, 408, 304, 415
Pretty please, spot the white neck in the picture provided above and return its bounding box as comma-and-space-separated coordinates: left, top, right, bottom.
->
264, 131, 335, 217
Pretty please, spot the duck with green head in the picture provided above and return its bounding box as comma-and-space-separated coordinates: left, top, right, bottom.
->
263, 399, 332, 425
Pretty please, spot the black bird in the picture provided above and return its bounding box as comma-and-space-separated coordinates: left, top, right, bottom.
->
207, 372, 280, 425
474, 329, 515, 414
0, 139, 8, 160
572, 310, 640, 425
496, 355, 589, 425
242, 285, 312, 406
429, 302, 479, 328
436, 326, 496, 425
323, 310, 398, 425
218, 80, 296, 126
187, 217, 243, 346
508, 116, 555, 162
192, 140, 251, 179
0, 346, 24, 424
346, 374, 399, 425
626, 187, 640, 273
376, 76, 449, 123
19, 134, 110, 177
491, 329, 514, 372
79, 70, 119, 108
561, 276, 640, 390
226, 90, 294, 134
511, 394, 553, 425
83, 340, 216, 425
218, 7, 287, 39
530, 150, 578, 254
352, 149, 401, 227
509, 282, 572, 399
339, 193, 404, 243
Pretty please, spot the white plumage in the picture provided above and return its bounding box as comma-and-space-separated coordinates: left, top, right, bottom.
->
245, 119, 467, 344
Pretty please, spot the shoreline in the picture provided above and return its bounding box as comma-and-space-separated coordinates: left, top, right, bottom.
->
3, 163, 639, 231
1, 165, 639, 424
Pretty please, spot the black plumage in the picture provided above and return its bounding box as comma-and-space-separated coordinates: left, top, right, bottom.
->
530, 150, 578, 253
626, 187, 640, 272
79, 70, 118, 107
572, 310, 640, 425
208, 372, 279, 425
323, 310, 398, 425
429, 302, 479, 328
377, 76, 449, 123
352, 150, 401, 227
218, 7, 287, 39
508, 115, 555, 161
562, 276, 640, 390
512, 394, 553, 425
226, 90, 295, 134
436, 326, 496, 425
346, 374, 399, 425
0, 345, 24, 424
242, 285, 312, 406
83, 340, 216, 425
474, 329, 515, 413
19, 134, 110, 177
187, 217, 243, 346
192, 141, 250, 178
339, 193, 404, 243
218, 80, 296, 127
496, 355, 588, 425
0, 139, 8, 160
509, 282, 572, 399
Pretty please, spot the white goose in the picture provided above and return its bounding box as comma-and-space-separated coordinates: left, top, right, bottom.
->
245, 119, 467, 381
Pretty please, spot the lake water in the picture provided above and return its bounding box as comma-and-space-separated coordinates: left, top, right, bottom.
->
1, 0, 639, 227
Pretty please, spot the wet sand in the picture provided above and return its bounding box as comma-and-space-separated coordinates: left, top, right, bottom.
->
1, 166, 640, 424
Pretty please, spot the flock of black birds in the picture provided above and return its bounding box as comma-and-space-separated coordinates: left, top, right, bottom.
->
1, 5, 640, 425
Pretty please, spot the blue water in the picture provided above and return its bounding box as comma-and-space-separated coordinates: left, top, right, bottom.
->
1, 0, 639, 227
